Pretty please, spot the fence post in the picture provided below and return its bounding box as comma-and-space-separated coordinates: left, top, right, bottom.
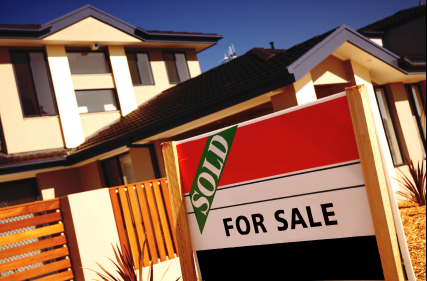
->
346, 85, 405, 280
162, 141, 198, 281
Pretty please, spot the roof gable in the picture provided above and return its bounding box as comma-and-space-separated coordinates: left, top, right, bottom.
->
0, 5, 222, 48
43, 17, 140, 43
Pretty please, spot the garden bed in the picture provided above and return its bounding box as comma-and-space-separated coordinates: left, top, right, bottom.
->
399, 201, 426, 281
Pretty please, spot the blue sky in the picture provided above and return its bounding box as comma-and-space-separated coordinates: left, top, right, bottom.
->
0, 0, 421, 72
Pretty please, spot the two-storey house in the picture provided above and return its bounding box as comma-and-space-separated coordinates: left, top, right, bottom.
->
0, 4, 425, 207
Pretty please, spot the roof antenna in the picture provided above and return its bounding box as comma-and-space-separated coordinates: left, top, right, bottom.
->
270, 42, 275, 50
220, 44, 238, 64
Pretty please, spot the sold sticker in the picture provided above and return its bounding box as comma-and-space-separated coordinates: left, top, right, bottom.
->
189, 125, 237, 233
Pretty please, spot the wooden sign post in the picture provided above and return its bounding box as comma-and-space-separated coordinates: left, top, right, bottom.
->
162, 85, 414, 280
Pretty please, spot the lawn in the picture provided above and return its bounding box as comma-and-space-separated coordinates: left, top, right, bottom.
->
399, 201, 426, 281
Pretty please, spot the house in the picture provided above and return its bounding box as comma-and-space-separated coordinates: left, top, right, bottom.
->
0, 5, 222, 205
0, 4, 425, 207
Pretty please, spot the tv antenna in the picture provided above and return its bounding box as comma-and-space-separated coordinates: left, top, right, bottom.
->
220, 44, 237, 64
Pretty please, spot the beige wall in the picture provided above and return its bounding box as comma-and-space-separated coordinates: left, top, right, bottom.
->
59, 188, 121, 281
270, 72, 317, 112
79, 161, 105, 191
109, 46, 137, 116
46, 45, 85, 148
311, 55, 348, 85
129, 147, 157, 182
80, 111, 121, 139
133, 49, 200, 106
386, 83, 425, 163
0, 47, 65, 154
36, 168, 83, 200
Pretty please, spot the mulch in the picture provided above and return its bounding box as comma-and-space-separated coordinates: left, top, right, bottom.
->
399, 201, 426, 281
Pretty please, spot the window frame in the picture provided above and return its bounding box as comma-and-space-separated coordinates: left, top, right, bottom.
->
125, 51, 155, 86
0, 119, 5, 153
0, 178, 40, 206
374, 86, 405, 166
74, 88, 120, 114
406, 83, 426, 149
10, 49, 58, 118
101, 153, 127, 187
66, 49, 112, 75
163, 51, 191, 84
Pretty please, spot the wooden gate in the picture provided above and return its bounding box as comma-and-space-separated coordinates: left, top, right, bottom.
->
0, 199, 74, 281
109, 178, 178, 268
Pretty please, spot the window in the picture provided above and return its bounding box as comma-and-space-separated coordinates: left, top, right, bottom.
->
102, 153, 136, 187
163, 52, 190, 83
407, 84, 426, 156
66, 52, 110, 74
75, 89, 119, 113
126, 52, 154, 85
10, 51, 58, 117
374, 87, 404, 165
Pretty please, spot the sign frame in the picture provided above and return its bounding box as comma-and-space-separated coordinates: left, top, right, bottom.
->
162, 85, 414, 281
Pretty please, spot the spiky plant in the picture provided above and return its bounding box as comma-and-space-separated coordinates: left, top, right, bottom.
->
86, 238, 180, 281
395, 158, 426, 206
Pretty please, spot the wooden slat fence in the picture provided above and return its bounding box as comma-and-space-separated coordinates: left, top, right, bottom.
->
109, 178, 178, 268
0, 198, 74, 281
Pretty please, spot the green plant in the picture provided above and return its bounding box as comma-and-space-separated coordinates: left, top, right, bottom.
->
395, 158, 426, 206
86, 238, 180, 281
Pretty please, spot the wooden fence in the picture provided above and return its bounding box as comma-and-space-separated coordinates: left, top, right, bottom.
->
109, 178, 178, 268
0, 199, 74, 281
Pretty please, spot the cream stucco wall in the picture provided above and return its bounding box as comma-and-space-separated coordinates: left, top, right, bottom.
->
310, 55, 349, 85
79, 161, 105, 191
80, 111, 121, 139
43, 17, 141, 44
133, 49, 200, 106
0, 47, 65, 154
46, 45, 85, 148
387, 83, 425, 163
108, 46, 137, 116
270, 72, 317, 112
129, 147, 157, 182
36, 168, 83, 200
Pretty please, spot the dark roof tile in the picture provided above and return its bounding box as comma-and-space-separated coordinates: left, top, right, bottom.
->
358, 4, 426, 33
75, 29, 334, 152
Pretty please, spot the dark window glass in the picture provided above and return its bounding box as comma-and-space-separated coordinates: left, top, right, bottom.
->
67, 52, 110, 74
164, 53, 180, 83
136, 53, 154, 85
407, 84, 426, 157
102, 153, 136, 187
175, 53, 190, 82
10, 51, 57, 117
29, 53, 57, 115
75, 89, 119, 113
126, 53, 142, 84
102, 158, 123, 187
374, 87, 404, 165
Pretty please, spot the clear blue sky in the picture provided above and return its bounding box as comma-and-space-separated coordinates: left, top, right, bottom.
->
0, 0, 422, 72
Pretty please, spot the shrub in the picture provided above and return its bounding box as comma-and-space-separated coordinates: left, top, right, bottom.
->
86, 239, 180, 281
395, 158, 426, 206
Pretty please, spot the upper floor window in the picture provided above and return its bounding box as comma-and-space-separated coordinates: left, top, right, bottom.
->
10, 51, 58, 117
66, 52, 110, 74
126, 52, 154, 85
374, 87, 404, 165
407, 84, 426, 156
75, 89, 119, 113
163, 52, 190, 83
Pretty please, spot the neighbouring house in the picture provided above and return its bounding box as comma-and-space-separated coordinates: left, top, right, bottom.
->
0, 4, 425, 206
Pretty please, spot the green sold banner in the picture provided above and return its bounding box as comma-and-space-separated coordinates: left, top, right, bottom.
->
189, 125, 238, 233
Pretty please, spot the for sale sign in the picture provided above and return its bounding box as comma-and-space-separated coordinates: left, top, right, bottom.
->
176, 93, 386, 280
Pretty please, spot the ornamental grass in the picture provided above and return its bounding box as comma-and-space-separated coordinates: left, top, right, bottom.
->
399, 200, 426, 281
